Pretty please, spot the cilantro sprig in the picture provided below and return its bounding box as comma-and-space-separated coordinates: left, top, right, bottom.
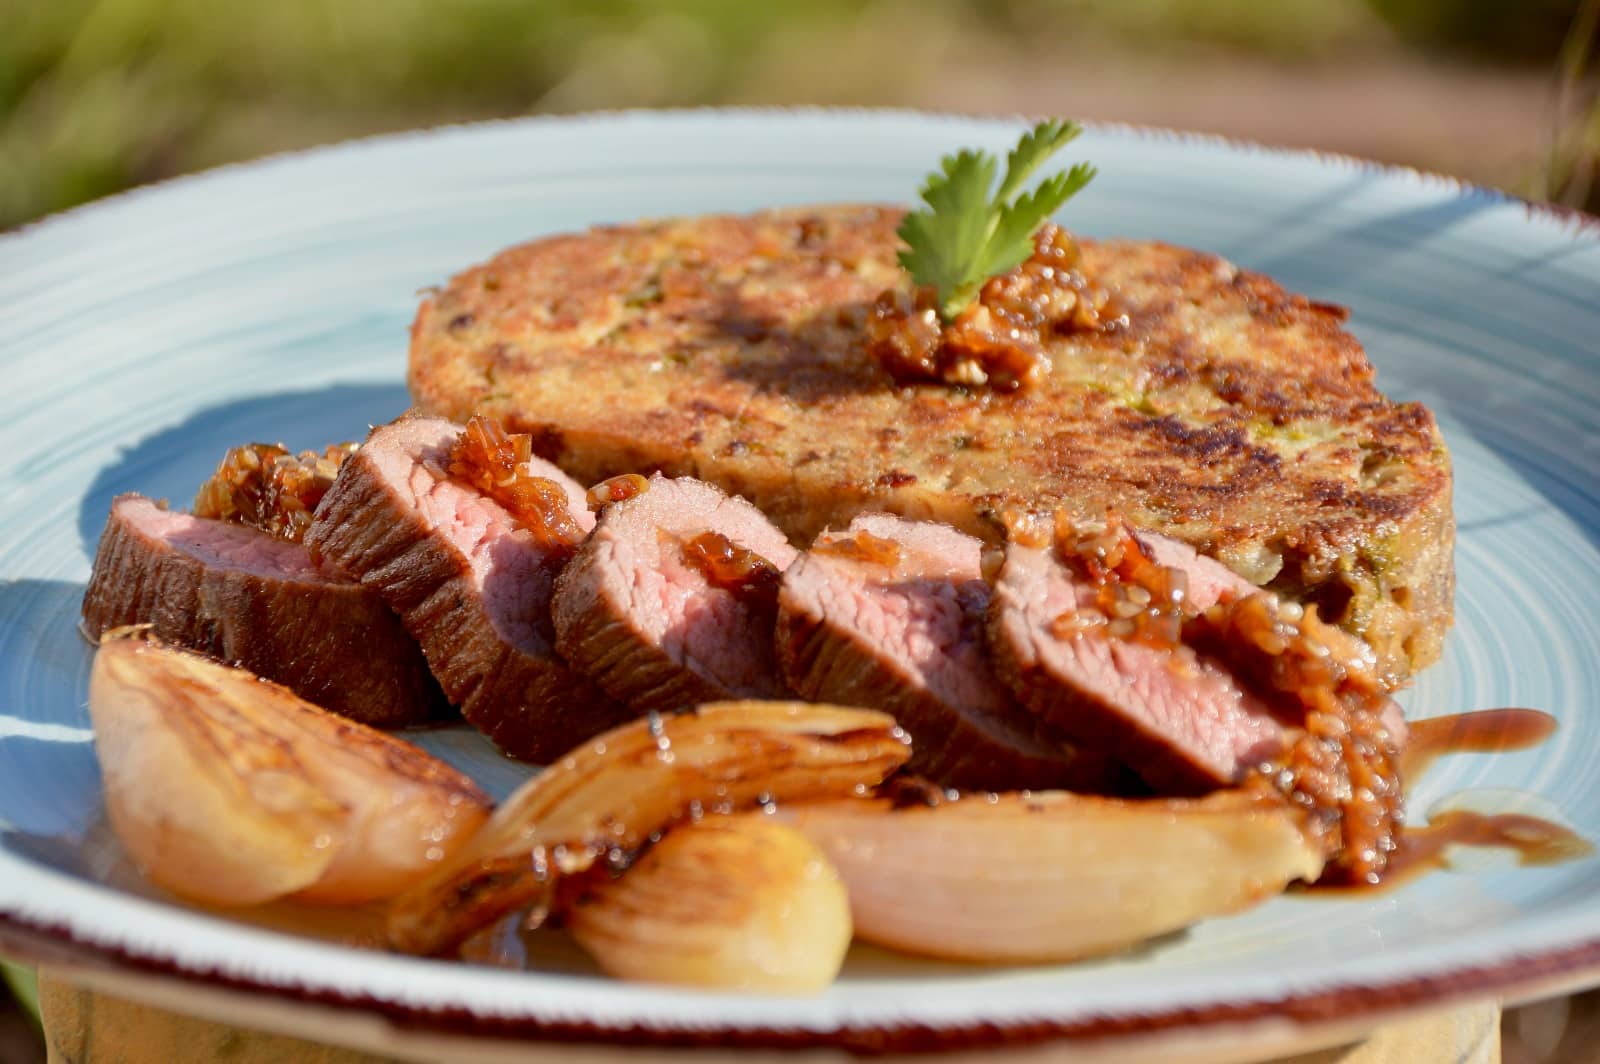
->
897, 120, 1096, 322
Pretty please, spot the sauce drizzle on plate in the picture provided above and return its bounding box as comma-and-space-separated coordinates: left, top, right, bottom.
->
1401, 707, 1558, 781
1316, 707, 1591, 893
1381, 809, 1594, 889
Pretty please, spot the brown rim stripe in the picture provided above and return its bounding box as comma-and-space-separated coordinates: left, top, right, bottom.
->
5, 908, 1600, 1055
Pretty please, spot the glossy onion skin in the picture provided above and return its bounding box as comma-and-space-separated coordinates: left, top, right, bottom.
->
88, 636, 490, 907
785, 789, 1323, 963
387, 700, 909, 956
567, 815, 851, 993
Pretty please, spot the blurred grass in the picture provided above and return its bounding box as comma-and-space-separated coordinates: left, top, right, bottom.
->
1, 959, 42, 1064
1, 953, 41, 1062
2, 958, 40, 1028
1538, 0, 1600, 204
0, 0, 1595, 225
1368, 0, 1583, 61
0, 0, 1394, 229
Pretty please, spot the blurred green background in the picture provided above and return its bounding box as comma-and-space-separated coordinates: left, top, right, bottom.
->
1, 0, 1598, 232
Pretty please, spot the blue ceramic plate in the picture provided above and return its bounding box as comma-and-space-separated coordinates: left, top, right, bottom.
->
3, 110, 1599, 1061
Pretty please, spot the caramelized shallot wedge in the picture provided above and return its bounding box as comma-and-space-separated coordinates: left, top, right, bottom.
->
88, 636, 491, 907
784, 789, 1323, 963
387, 701, 909, 956
567, 815, 850, 993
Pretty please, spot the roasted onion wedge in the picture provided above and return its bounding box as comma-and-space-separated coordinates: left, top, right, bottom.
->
387, 700, 908, 956
566, 815, 850, 992
784, 789, 1322, 963
88, 636, 492, 907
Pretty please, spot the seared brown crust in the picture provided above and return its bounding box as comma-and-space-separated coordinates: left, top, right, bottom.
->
305, 425, 630, 762
82, 495, 445, 727
552, 577, 730, 713
409, 205, 1452, 683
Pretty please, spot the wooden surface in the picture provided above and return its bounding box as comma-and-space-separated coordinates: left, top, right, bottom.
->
35, 974, 1506, 1064
1502, 991, 1600, 1064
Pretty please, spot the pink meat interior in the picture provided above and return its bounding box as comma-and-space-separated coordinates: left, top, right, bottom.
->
366, 416, 594, 653
593, 476, 796, 693
118, 496, 326, 580
797, 513, 1013, 716
1000, 543, 1284, 781
1132, 530, 1257, 613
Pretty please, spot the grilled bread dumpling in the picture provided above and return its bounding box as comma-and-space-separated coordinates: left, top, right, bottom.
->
409, 205, 1451, 684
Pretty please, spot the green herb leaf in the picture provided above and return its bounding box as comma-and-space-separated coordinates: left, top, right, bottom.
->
896, 120, 1095, 321
1, 958, 39, 1029
996, 119, 1081, 203
895, 150, 999, 318
988, 162, 1097, 271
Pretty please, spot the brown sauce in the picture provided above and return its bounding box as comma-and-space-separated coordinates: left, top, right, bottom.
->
1191, 590, 1401, 886
865, 224, 1116, 393
1256, 694, 1403, 887
448, 415, 585, 553
1401, 708, 1558, 781
586, 473, 649, 511
1313, 707, 1587, 893
814, 528, 903, 568
1320, 806, 1593, 896
679, 530, 781, 608
1379, 809, 1594, 888
1050, 512, 1188, 648
193, 441, 357, 542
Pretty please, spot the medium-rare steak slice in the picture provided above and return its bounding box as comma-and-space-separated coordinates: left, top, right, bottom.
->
305, 415, 628, 762
82, 494, 444, 727
408, 205, 1453, 686
552, 475, 798, 713
1131, 529, 1255, 613
986, 513, 1408, 815
777, 514, 1110, 792
1135, 522, 1409, 744
988, 537, 1286, 794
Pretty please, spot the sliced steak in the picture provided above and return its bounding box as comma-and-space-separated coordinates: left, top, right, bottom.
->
305, 415, 628, 762
1136, 528, 1408, 745
988, 540, 1286, 793
1131, 530, 1254, 613
553, 475, 798, 713
81, 494, 444, 727
776, 514, 1116, 792
1132, 528, 1408, 742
